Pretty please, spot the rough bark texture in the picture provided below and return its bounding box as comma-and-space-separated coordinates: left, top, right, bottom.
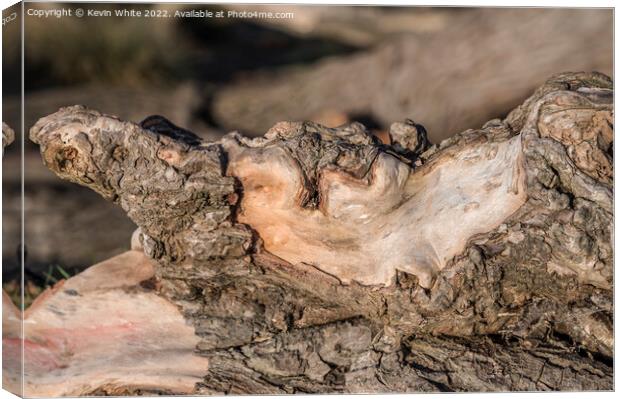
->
26, 72, 613, 394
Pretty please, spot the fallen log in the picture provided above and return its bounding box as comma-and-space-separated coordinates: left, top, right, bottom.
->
8, 72, 612, 394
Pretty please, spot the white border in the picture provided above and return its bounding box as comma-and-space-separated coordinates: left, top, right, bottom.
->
0, 1, 617, 398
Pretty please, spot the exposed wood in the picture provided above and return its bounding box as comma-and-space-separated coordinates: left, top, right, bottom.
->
223, 121, 526, 288
2, 251, 208, 396
12, 72, 614, 394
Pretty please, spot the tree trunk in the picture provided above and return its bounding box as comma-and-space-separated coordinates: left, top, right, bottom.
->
10, 72, 613, 395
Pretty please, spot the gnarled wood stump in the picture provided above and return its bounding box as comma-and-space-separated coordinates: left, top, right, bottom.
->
8, 72, 613, 395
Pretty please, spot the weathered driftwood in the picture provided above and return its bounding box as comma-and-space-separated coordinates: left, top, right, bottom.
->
211, 9, 612, 141
11, 72, 613, 394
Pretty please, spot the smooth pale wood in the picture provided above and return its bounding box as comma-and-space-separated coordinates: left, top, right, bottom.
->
226, 135, 526, 288
2, 251, 208, 397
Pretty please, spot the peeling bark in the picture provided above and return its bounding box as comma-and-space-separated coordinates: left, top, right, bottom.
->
22, 72, 613, 394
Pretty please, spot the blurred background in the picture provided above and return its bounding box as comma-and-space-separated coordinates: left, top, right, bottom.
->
1, 3, 613, 304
